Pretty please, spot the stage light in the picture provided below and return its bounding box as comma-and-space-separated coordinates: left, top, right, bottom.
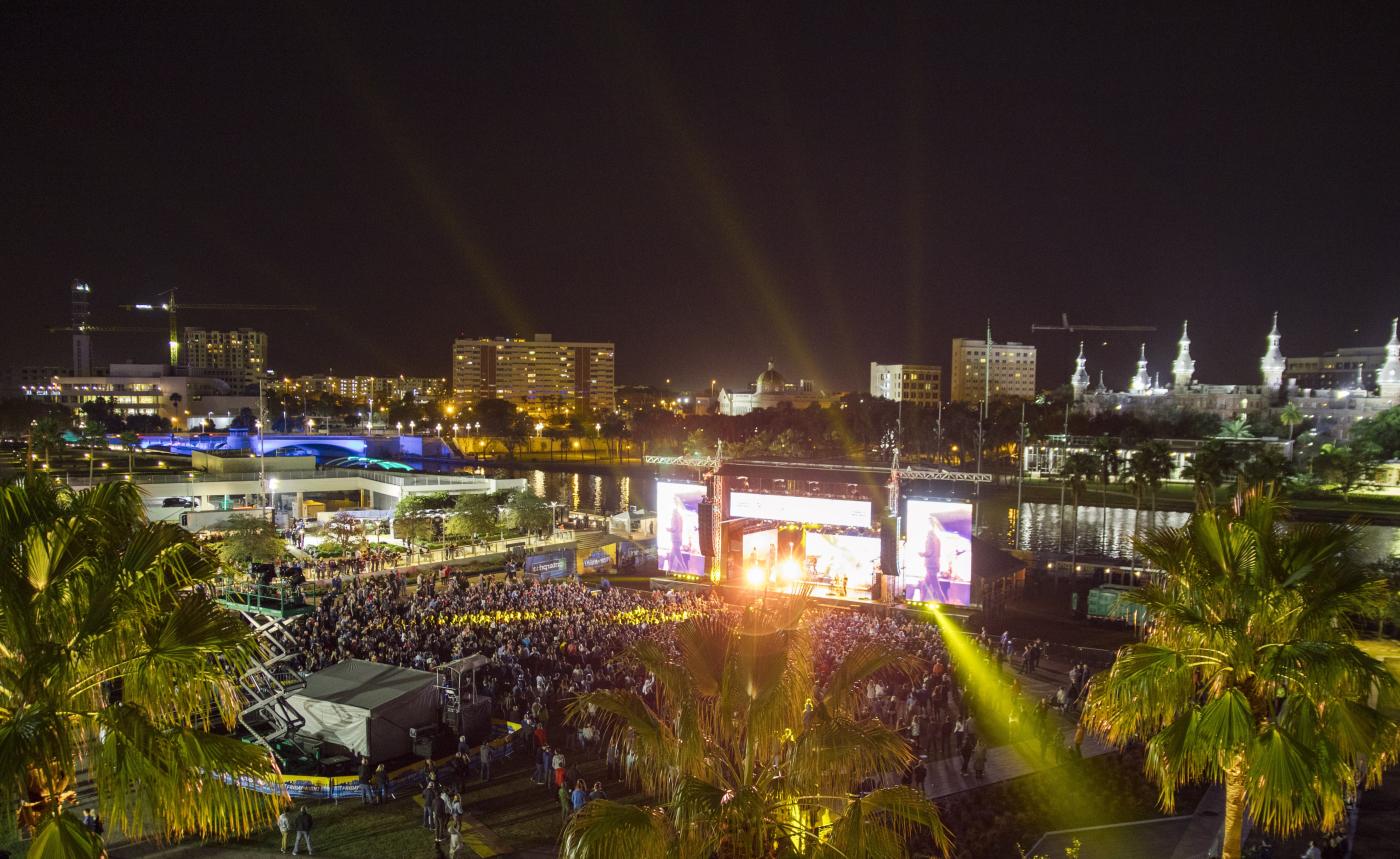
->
745, 565, 765, 587
779, 558, 801, 582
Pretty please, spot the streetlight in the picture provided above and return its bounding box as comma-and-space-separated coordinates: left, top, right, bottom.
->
84, 451, 93, 483
474, 421, 481, 435
409, 420, 416, 435
435, 422, 442, 436
452, 423, 459, 437
268, 478, 279, 526
187, 471, 196, 509
534, 422, 544, 438
307, 417, 316, 434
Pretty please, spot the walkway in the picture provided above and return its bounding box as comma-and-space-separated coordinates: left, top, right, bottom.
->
920, 657, 1112, 800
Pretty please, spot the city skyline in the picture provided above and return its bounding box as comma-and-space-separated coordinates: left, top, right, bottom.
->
3, 4, 1399, 391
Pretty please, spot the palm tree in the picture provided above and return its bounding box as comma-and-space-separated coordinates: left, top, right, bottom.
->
1278, 402, 1304, 442
1216, 415, 1254, 440
1080, 487, 1400, 859
0, 478, 284, 856
29, 416, 67, 469
1060, 451, 1099, 555
118, 430, 142, 474
563, 601, 951, 858
1182, 440, 1237, 503
1091, 437, 1120, 546
1128, 440, 1173, 520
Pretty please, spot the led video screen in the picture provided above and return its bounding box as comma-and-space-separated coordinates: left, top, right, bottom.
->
657, 481, 707, 575
728, 491, 871, 529
805, 532, 882, 585
901, 499, 974, 605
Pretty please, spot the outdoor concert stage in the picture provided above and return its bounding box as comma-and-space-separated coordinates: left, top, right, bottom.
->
649, 457, 1024, 618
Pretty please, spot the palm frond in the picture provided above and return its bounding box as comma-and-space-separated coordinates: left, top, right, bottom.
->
561, 800, 674, 859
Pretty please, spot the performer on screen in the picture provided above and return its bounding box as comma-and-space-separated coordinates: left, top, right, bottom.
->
917, 513, 970, 602
667, 495, 688, 572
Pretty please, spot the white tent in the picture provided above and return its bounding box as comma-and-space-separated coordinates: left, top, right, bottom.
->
288, 659, 439, 763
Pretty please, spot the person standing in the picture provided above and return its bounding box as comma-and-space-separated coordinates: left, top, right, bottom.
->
277, 807, 291, 854
358, 755, 373, 805
558, 783, 571, 825
291, 805, 313, 856
422, 779, 438, 830
972, 742, 988, 779
479, 742, 491, 782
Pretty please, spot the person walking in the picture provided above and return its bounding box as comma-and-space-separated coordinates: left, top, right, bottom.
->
433, 792, 450, 844
277, 807, 291, 854
558, 783, 572, 825
479, 742, 491, 782
291, 805, 313, 856
959, 730, 976, 776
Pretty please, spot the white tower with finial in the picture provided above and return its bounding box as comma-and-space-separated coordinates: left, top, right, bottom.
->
1129, 343, 1151, 395
1377, 317, 1400, 398
1171, 321, 1195, 388
1260, 312, 1285, 390
1070, 341, 1090, 400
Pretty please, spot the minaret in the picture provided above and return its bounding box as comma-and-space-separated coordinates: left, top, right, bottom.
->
1096, 370, 1107, 394
1070, 341, 1090, 400
1377, 317, 1400, 398
1171, 321, 1195, 389
1129, 343, 1151, 395
1260, 312, 1285, 390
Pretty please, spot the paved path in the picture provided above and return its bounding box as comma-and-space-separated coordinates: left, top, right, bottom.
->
920, 657, 1112, 800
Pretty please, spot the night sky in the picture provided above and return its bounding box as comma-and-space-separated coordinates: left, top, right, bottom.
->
3, 3, 1398, 393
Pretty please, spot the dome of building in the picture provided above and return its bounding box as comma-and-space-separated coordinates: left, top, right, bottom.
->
756, 361, 786, 394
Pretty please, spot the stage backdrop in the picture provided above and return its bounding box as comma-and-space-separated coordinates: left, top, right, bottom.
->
901, 499, 974, 606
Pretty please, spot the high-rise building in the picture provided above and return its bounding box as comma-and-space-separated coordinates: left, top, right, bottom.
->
869, 363, 941, 406
949, 338, 1036, 402
452, 334, 615, 414
183, 328, 267, 391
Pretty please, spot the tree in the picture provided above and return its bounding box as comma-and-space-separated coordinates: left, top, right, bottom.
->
507, 487, 553, 536
118, 430, 142, 474
1239, 446, 1292, 489
1091, 437, 1119, 545
1315, 442, 1380, 500
1216, 416, 1254, 440
1278, 402, 1304, 442
1348, 405, 1400, 462
1182, 440, 1238, 500
0, 478, 284, 856
1125, 441, 1173, 517
29, 416, 67, 468
1060, 451, 1099, 553
563, 601, 951, 858
326, 512, 364, 548
1080, 487, 1400, 859
393, 511, 434, 548
446, 492, 498, 541
216, 514, 286, 567
600, 413, 628, 461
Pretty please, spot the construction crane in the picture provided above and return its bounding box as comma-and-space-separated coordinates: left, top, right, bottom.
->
120, 289, 314, 366
1031, 313, 1156, 333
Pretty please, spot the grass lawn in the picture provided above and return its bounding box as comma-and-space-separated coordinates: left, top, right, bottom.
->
204, 749, 635, 859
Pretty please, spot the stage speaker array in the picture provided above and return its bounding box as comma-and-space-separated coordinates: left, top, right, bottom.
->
698, 497, 715, 556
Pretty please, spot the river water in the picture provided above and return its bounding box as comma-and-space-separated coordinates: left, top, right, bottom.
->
494, 468, 1400, 565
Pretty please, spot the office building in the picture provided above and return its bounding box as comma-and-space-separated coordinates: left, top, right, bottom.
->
452, 333, 615, 414
183, 328, 267, 391
869, 363, 941, 406
949, 339, 1037, 402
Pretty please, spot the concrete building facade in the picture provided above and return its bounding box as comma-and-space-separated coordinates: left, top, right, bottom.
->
183, 328, 267, 391
869, 362, 942, 406
949, 339, 1037, 402
452, 333, 615, 414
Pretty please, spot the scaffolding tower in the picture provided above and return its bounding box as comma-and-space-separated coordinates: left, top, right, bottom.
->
216, 584, 313, 755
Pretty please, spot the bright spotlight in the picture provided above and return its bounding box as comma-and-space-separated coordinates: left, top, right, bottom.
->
779, 558, 801, 582
745, 566, 765, 588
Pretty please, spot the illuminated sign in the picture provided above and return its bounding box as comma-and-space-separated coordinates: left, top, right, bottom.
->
729, 492, 871, 528
525, 549, 574, 581
901, 499, 974, 607
657, 481, 707, 575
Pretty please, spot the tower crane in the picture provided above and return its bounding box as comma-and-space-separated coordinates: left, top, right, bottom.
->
120, 289, 314, 367
1031, 313, 1156, 334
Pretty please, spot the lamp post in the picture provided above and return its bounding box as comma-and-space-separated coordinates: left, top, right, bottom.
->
452, 423, 459, 438
409, 420, 416, 435
435, 422, 442, 437
268, 478, 279, 526
187, 471, 196, 509
85, 451, 93, 483
396, 421, 403, 435
307, 417, 316, 435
